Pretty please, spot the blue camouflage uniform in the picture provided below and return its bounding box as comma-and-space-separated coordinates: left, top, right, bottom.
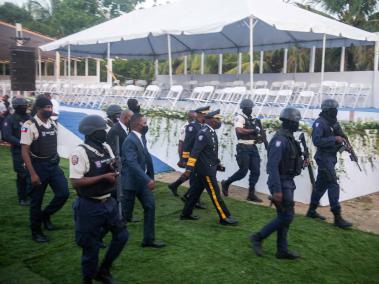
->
3, 112, 32, 202
309, 117, 341, 212
258, 128, 303, 253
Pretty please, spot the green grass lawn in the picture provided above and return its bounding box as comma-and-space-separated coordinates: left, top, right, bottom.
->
0, 145, 378, 284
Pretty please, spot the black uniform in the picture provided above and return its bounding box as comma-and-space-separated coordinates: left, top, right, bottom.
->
72, 143, 128, 281
182, 124, 231, 221
3, 112, 32, 202
223, 114, 262, 195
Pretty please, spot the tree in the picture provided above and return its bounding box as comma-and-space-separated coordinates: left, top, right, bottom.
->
0, 2, 32, 24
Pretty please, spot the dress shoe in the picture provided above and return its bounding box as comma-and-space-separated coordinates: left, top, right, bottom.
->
126, 217, 141, 223
141, 240, 166, 248
168, 183, 179, 197
95, 268, 114, 284
219, 217, 238, 226
19, 199, 31, 206
306, 209, 326, 220
250, 233, 263, 257
42, 214, 55, 231
180, 214, 199, 220
221, 180, 229, 197
276, 251, 300, 260
32, 231, 49, 243
195, 202, 206, 209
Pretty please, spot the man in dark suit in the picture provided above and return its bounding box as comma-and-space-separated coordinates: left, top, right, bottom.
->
122, 113, 165, 248
106, 109, 133, 156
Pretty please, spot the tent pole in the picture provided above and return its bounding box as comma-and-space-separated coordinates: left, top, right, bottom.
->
259, 50, 264, 74
85, 58, 88, 77
249, 15, 254, 92
310, 46, 316, 73
154, 58, 159, 77
38, 48, 42, 82
340, 46, 345, 72
283, 48, 288, 74
55, 51, 60, 81
96, 59, 100, 83
167, 34, 173, 87
68, 44, 71, 86
238, 52, 242, 75
218, 54, 223, 75
374, 41, 379, 72
200, 52, 205, 75
321, 34, 326, 83
107, 42, 112, 85
183, 56, 188, 75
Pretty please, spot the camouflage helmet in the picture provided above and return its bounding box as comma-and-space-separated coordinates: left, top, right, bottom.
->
240, 99, 254, 109
279, 107, 301, 122
79, 115, 107, 135
106, 104, 122, 117
321, 99, 339, 111
12, 97, 28, 107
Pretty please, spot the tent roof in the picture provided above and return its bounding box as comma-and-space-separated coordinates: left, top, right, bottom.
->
40, 0, 379, 59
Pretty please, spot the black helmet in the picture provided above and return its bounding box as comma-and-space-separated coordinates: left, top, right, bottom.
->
279, 107, 301, 122
79, 115, 107, 135
106, 104, 122, 117
321, 99, 339, 110
12, 97, 28, 107
240, 99, 254, 109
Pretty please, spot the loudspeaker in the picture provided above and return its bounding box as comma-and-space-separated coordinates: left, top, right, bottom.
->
10, 46, 36, 91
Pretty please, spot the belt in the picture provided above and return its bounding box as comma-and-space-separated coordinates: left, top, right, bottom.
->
237, 140, 257, 145
87, 197, 111, 203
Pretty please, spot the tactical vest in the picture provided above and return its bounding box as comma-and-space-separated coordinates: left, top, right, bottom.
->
276, 129, 303, 177
30, 118, 58, 159
236, 114, 259, 140
75, 145, 115, 198
315, 117, 338, 154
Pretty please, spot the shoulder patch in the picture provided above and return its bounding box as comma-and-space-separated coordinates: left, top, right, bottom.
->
3, 122, 7, 127
188, 126, 193, 132
71, 155, 79, 165
198, 135, 204, 141
21, 126, 28, 133
275, 140, 282, 147
315, 122, 319, 127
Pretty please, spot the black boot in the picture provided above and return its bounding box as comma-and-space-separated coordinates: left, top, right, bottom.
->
276, 251, 300, 260
32, 230, 49, 243
250, 233, 263, 257
221, 180, 229, 197
42, 214, 55, 231
333, 210, 352, 229
306, 204, 326, 220
168, 180, 181, 197
95, 266, 114, 284
247, 188, 262, 203
82, 276, 93, 284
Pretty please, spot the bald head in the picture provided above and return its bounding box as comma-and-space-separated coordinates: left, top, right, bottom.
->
120, 109, 133, 126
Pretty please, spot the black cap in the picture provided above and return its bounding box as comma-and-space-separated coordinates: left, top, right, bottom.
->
205, 109, 222, 119
35, 97, 52, 108
195, 106, 210, 114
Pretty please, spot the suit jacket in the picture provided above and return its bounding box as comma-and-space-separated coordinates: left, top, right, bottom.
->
107, 122, 128, 155
122, 131, 154, 190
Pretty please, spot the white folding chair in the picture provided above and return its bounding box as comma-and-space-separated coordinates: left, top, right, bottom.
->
163, 85, 184, 109
294, 90, 316, 118
333, 82, 349, 106
141, 85, 161, 107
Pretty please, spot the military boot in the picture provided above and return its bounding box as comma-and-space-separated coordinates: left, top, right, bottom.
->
333, 210, 352, 229
168, 180, 180, 197
306, 204, 326, 220
247, 188, 262, 203
221, 180, 229, 197
250, 233, 263, 257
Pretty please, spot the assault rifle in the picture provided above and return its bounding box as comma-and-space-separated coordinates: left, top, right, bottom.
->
114, 135, 123, 220
299, 133, 316, 190
256, 119, 269, 151
333, 123, 362, 172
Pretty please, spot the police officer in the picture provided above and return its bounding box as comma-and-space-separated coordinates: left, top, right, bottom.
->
250, 107, 305, 259
168, 106, 209, 207
221, 99, 264, 202
180, 110, 238, 225
106, 104, 122, 128
70, 115, 128, 284
3, 97, 32, 205
306, 99, 352, 228
20, 96, 69, 242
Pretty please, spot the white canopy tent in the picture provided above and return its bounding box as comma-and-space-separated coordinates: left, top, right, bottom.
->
40, 0, 379, 88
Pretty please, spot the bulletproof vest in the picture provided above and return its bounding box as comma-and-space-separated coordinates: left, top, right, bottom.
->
30, 118, 58, 158
75, 145, 115, 198
276, 129, 303, 177
236, 115, 259, 140
11, 114, 30, 140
